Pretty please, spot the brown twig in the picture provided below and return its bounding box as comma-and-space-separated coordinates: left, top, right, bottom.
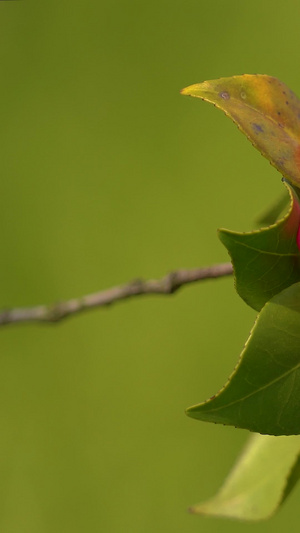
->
0, 262, 233, 326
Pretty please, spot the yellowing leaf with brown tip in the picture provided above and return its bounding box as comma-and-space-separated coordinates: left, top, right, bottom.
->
181, 75, 300, 187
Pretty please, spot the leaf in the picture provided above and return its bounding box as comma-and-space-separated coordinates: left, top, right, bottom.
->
190, 433, 300, 521
218, 182, 300, 311
186, 281, 300, 435
181, 75, 300, 187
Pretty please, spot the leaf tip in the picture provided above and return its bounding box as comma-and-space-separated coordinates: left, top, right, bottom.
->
180, 83, 205, 97
185, 405, 194, 418
180, 85, 194, 96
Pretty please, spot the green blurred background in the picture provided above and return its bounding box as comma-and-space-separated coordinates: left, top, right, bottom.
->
0, 1, 299, 531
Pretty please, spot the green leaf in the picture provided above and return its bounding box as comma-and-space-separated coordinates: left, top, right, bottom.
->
218, 182, 300, 311
190, 433, 300, 521
186, 281, 300, 435
181, 75, 300, 187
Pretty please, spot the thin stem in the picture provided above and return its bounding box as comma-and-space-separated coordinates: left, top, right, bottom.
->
0, 262, 233, 326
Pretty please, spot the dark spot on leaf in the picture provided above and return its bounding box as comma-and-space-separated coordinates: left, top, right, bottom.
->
278, 158, 287, 167
219, 91, 230, 100
277, 111, 281, 116
252, 123, 264, 133
286, 101, 289, 105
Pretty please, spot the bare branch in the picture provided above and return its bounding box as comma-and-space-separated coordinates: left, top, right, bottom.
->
0, 262, 233, 326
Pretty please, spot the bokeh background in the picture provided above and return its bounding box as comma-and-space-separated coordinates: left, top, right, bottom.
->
0, 1, 299, 531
